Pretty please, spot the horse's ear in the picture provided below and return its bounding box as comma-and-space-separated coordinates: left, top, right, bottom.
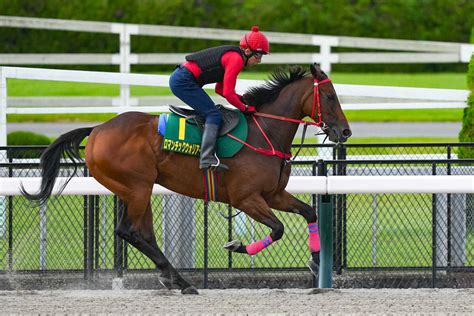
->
310, 63, 322, 79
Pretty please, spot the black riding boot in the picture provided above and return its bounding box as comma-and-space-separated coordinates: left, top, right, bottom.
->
199, 124, 228, 171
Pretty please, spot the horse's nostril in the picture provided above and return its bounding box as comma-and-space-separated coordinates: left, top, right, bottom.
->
342, 129, 352, 138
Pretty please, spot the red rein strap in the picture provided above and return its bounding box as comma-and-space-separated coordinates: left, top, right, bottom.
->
227, 116, 292, 159
229, 77, 332, 159
253, 112, 319, 126
253, 78, 331, 127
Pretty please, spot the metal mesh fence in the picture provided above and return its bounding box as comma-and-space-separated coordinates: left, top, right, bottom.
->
0, 143, 473, 289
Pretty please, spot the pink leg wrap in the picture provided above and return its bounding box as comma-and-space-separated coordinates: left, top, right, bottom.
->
308, 222, 320, 252
246, 235, 273, 255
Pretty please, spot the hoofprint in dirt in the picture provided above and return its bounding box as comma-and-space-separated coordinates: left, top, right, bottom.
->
0, 288, 472, 314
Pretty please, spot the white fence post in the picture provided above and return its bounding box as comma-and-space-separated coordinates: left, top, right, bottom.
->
451, 194, 467, 266
120, 24, 130, 109
311, 36, 339, 74
320, 43, 332, 73
112, 23, 139, 110
162, 195, 196, 269
435, 194, 448, 267
460, 44, 474, 63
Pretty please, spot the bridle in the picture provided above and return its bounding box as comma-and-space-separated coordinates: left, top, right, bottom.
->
227, 76, 332, 160
253, 77, 331, 128
309, 77, 332, 127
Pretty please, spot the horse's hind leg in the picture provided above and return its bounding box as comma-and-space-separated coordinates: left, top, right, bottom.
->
267, 190, 320, 276
224, 195, 284, 255
116, 192, 198, 294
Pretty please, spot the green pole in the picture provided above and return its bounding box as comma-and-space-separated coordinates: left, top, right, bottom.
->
318, 194, 334, 288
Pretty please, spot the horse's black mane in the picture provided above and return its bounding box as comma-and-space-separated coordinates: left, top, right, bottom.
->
242, 66, 310, 108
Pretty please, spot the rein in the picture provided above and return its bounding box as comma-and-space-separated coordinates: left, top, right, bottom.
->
227, 116, 292, 159
229, 77, 332, 160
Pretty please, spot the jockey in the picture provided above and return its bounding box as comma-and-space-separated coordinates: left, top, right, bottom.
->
169, 26, 270, 171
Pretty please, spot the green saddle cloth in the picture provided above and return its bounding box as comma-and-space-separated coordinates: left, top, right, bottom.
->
162, 111, 248, 157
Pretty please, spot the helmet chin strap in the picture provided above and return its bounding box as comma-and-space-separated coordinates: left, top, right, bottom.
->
244, 53, 250, 67
242, 49, 259, 67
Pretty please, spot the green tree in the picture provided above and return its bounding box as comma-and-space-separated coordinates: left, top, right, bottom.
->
458, 27, 474, 232
458, 31, 474, 158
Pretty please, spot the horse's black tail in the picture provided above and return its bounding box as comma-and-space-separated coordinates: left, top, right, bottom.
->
21, 127, 94, 206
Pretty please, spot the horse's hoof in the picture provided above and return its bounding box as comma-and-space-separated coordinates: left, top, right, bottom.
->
158, 277, 172, 290
224, 240, 242, 252
307, 259, 320, 279
181, 286, 199, 295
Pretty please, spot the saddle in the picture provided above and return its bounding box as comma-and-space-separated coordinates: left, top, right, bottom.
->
169, 104, 240, 136
159, 106, 248, 158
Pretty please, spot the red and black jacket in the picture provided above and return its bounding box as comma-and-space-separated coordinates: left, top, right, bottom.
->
185, 45, 244, 86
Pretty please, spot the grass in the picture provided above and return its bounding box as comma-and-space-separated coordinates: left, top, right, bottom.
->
346, 137, 458, 144
6, 109, 465, 123
7, 113, 118, 123
330, 72, 467, 90
346, 194, 434, 267
239, 72, 468, 89
7, 72, 467, 96
7, 79, 171, 97
2, 194, 472, 271
344, 109, 463, 122
6, 72, 468, 123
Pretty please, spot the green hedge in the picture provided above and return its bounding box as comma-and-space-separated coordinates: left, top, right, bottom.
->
458, 28, 474, 230
7, 131, 51, 158
7, 131, 51, 146
1, 0, 473, 72
458, 28, 474, 158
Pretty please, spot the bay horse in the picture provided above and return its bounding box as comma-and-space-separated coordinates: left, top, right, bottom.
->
22, 63, 351, 294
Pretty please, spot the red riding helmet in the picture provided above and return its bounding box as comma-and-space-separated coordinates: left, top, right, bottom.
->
239, 26, 270, 54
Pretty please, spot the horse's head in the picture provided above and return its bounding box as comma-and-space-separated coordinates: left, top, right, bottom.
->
305, 63, 352, 143
243, 65, 351, 143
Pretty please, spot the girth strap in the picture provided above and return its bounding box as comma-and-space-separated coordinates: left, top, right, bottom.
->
203, 169, 218, 202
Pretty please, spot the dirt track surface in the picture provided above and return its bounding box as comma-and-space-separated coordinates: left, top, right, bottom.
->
1, 288, 473, 315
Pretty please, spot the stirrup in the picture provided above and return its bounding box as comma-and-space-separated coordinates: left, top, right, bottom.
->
200, 154, 229, 171
210, 155, 229, 171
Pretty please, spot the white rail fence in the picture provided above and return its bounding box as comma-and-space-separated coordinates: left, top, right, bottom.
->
1, 15, 473, 114
1, 15, 473, 72
0, 66, 469, 146
2, 176, 473, 196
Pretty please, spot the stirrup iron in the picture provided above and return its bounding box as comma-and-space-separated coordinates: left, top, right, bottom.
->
210, 154, 228, 171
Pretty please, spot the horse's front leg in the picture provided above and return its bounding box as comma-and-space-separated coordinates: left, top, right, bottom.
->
267, 190, 321, 277
224, 195, 284, 255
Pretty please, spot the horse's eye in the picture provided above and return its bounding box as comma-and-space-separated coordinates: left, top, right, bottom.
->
327, 94, 336, 101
